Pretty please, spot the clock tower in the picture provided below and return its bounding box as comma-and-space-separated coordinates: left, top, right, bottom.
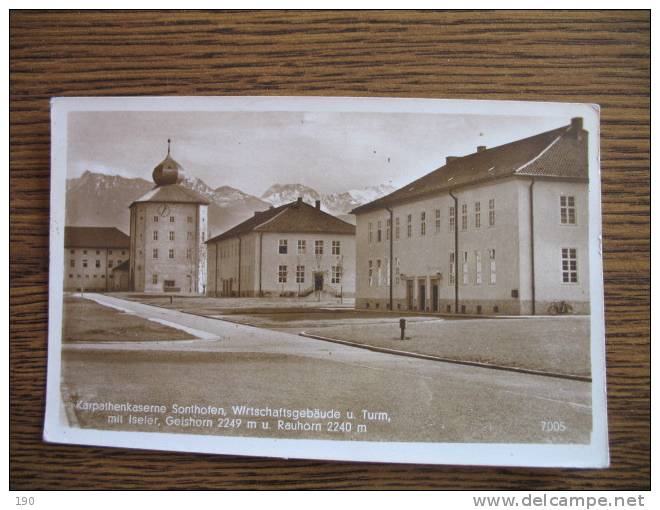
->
128, 140, 210, 293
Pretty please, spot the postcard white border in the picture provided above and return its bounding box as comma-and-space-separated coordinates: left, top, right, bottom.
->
44, 96, 608, 467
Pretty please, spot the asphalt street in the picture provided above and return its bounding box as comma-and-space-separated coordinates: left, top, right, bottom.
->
61, 293, 592, 444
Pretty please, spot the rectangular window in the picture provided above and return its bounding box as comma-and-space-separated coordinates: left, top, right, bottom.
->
368, 222, 373, 243
489, 199, 495, 226
202, 232, 205, 242
168, 249, 174, 259
170, 216, 175, 223
186, 248, 192, 259
279, 239, 288, 254
386, 218, 391, 241
420, 211, 426, 236
332, 265, 342, 284
435, 209, 441, 233
169, 231, 175, 241
96, 250, 100, 255
296, 265, 305, 283
82, 259, 88, 268
278, 265, 288, 283
562, 248, 578, 283
153, 216, 158, 222
475, 201, 481, 228
377, 221, 382, 242
153, 230, 158, 241
560, 196, 576, 224
153, 248, 158, 259
187, 216, 193, 223
395, 258, 400, 285
187, 232, 193, 240
376, 259, 382, 286
368, 260, 373, 286
164, 279, 175, 287
461, 204, 468, 231
297, 240, 306, 255
449, 252, 455, 285
108, 260, 113, 268
315, 240, 324, 255
489, 248, 496, 284
475, 251, 482, 284
83, 250, 87, 255
332, 240, 341, 255
449, 206, 455, 231
407, 214, 412, 238
462, 251, 469, 284
152, 273, 158, 285
70, 259, 75, 268
395, 217, 400, 239
95, 259, 101, 268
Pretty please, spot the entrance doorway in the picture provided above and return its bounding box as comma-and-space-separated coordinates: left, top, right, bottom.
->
406, 279, 414, 310
418, 281, 426, 311
432, 282, 439, 312
314, 273, 324, 291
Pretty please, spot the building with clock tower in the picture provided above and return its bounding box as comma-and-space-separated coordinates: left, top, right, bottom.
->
128, 141, 210, 293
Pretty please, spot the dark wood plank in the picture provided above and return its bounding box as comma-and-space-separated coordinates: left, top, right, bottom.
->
10, 10, 650, 490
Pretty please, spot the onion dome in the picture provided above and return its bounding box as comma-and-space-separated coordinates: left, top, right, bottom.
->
152, 139, 184, 186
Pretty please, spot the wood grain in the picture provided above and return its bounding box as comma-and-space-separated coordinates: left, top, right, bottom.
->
10, 10, 650, 490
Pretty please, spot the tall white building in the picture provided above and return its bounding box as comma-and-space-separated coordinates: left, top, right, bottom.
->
128, 142, 209, 294
351, 118, 590, 315
206, 198, 356, 297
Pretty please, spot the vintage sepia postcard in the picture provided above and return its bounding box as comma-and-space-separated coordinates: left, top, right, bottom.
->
44, 96, 608, 467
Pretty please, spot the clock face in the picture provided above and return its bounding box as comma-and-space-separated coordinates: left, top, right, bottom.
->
158, 204, 170, 217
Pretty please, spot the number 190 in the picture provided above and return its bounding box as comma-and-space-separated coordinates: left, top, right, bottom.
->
16, 497, 34, 506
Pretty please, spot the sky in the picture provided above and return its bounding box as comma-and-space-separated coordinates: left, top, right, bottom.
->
67, 110, 572, 196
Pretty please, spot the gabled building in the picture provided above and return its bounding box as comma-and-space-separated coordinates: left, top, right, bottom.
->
128, 141, 210, 294
351, 118, 590, 315
206, 198, 356, 297
64, 226, 130, 291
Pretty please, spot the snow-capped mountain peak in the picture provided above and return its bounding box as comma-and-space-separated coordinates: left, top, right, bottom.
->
260, 182, 397, 216
260, 183, 321, 208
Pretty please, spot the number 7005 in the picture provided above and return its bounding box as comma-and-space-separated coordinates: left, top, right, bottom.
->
541, 420, 567, 432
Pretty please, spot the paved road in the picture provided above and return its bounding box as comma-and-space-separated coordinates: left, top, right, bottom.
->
61, 293, 592, 444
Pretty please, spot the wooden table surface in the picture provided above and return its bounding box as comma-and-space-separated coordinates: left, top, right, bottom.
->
10, 10, 650, 490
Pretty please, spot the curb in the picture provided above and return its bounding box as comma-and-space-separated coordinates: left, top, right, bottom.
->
86, 295, 591, 383
299, 331, 592, 383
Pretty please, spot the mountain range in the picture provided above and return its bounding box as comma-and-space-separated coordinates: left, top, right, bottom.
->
65, 171, 395, 237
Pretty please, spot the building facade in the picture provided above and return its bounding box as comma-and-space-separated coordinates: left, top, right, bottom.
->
351, 118, 590, 315
129, 143, 209, 294
206, 198, 356, 297
64, 226, 130, 291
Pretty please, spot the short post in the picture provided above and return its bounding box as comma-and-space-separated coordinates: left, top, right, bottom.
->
399, 318, 406, 340
169, 295, 173, 305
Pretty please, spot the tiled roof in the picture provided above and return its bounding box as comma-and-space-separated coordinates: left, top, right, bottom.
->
207, 200, 355, 243
351, 120, 588, 214
64, 226, 130, 249
130, 184, 210, 206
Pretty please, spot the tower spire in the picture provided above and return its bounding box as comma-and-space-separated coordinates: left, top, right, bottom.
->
167, 138, 171, 156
